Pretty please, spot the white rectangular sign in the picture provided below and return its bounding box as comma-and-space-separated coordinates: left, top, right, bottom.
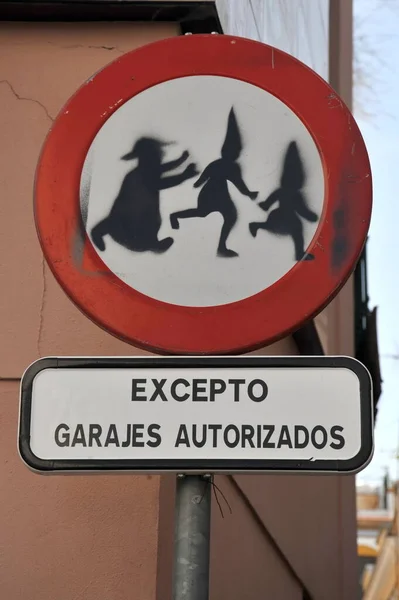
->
19, 356, 373, 474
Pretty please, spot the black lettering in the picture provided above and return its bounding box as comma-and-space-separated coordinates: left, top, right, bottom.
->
193, 379, 207, 402
55, 423, 70, 447
149, 378, 168, 402
241, 425, 255, 448
311, 426, 327, 449
122, 424, 131, 447
171, 379, 190, 401
228, 379, 246, 402
132, 424, 145, 447
257, 424, 262, 447
277, 425, 293, 448
105, 424, 120, 447
248, 379, 268, 402
330, 426, 345, 450
263, 425, 275, 448
147, 424, 161, 448
294, 426, 309, 449
208, 424, 222, 447
132, 379, 147, 401
72, 424, 87, 447
175, 424, 190, 447
192, 424, 207, 448
224, 425, 240, 448
209, 379, 226, 402
89, 424, 103, 447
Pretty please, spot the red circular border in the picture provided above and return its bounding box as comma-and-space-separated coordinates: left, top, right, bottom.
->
35, 34, 372, 355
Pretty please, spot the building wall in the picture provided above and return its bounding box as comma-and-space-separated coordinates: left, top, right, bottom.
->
0, 5, 358, 600
0, 18, 301, 600
216, 0, 329, 80
0, 22, 175, 600
326, 0, 355, 358
207, 2, 359, 599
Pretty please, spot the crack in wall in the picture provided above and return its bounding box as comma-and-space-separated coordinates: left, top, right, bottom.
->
46, 41, 125, 54
37, 256, 47, 358
0, 80, 52, 359
0, 80, 54, 122
2, 41, 125, 54
88, 45, 122, 52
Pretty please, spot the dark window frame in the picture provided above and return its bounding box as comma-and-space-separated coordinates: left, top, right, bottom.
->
0, 0, 222, 32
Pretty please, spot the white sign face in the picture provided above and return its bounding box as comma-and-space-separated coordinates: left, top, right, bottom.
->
81, 75, 324, 307
19, 357, 373, 474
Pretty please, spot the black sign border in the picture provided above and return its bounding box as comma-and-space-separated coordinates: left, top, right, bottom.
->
19, 356, 373, 474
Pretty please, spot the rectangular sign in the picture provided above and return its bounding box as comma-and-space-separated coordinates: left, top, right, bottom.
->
18, 356, 373, 474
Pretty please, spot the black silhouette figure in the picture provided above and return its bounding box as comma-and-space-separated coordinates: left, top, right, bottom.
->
249, 141, 318, 261
91, 137, 198, 254
169, 108, 258, 258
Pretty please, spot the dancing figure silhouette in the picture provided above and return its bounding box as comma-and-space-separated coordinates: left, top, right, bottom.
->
170, 108, 258, 257
91, 137, 198, 254
249, 141, 318, 261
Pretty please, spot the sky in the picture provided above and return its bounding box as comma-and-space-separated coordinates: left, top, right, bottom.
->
354, 0, 399, 486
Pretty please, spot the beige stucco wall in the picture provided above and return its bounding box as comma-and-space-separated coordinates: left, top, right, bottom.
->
0, 10, 358, 600
0, 20, 302, 600
210, 477, 302, 600
1, 384, 161, 600
0, 22, 175, 600
0, 23, 162, 378
212, 2, 359, 598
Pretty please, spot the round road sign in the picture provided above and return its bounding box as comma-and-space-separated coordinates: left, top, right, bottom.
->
35, 34, 372, 354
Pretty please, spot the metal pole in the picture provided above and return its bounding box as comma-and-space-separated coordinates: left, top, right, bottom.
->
173, 474, 212, 600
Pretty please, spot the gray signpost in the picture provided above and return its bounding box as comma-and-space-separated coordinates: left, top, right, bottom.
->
173, 475, 212, 600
